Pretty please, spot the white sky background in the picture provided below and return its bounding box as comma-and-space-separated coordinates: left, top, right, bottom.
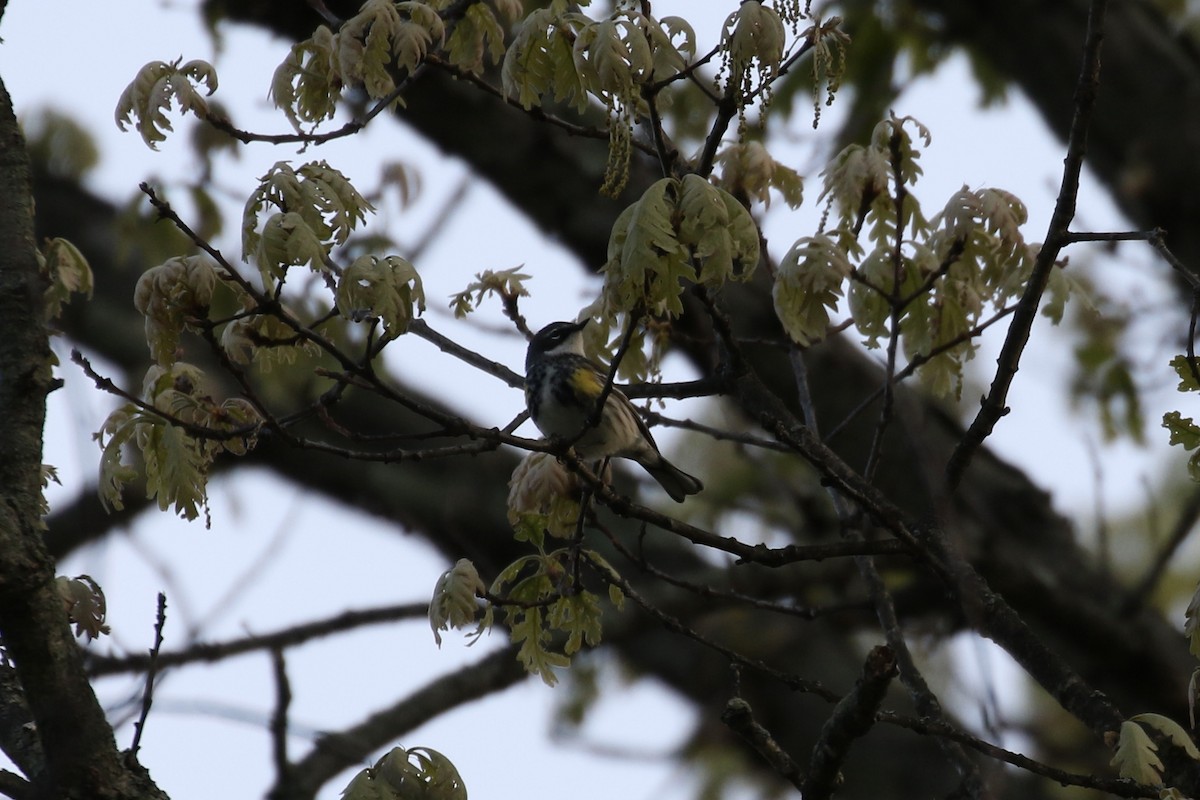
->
0, 1, 1193, 798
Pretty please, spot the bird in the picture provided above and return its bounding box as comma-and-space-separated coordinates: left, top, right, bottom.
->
524, 319, 703, 502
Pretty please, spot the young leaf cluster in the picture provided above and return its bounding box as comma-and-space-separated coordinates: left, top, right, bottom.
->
488, 549, 623, 687
242, 160, 373, 286
507, 452, 583, 547
133, 255, 218, 365
603, 175, 759, 319
774, 115, 1045, 398
503, 6, 697, 195
449, 267, 530, 319
270, 0, 446, 131
1164, 356, 1200, 482
1110, 714, 1200, 788
55, 575, 110, 641
95, 363, 262, 520
804, 14, 851, 127
429, 558, 488, 647
115, 58, 218, 149
336, 255, 426, 338
719, 1, 786, 104
715, 141, 804, 209
40, 237, 94, 323
341, 746, 467, 800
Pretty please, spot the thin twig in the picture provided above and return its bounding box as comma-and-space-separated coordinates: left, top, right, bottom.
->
583, 554, 840, 701
127, 593, 167, 760
946, 0, 1110, 490
89, 602, 428, 676
269, 648, 293, 797
204, 65, 425, 147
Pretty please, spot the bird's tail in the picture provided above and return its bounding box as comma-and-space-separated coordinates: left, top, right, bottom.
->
642, 456, 703, 503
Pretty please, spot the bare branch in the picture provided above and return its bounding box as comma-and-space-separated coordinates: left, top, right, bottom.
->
88, 603, 428, 676
803, 646, 897, 800
127, 593, 168, 759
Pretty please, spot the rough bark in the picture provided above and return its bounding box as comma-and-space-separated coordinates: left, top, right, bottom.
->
0, 70, 166, 800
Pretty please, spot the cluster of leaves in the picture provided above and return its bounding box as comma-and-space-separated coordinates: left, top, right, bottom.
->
1163, 356, 1200, 481
486, 547, 623, 686
96, 362, 262, 521
504, 4, 695, 195
719, 1, 787, 106
54, 575, 110, 641
429, 453, 627, 686
115, 59, 218, 149
272, 0, 521, 131
1109, 713, 1200, 791
429, 558, 487, 647
341, 746, 466, 800
40, 236, 93, 330
448, 266, 530, 319
242, 161, 372, 283
772, 115, 1059, 398
603, 174, 760, 319
715, 140, 804, 208
428, 547, 623, 688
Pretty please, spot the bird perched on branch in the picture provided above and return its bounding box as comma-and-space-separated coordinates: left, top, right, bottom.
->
524, 319, 703, 502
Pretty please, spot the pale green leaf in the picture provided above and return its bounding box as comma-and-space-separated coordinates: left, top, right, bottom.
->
773, 233, 853, 346
429, 558, 487, 646
41, 237, 93, 321
336, 255, 425, 336
1170, 355, 1200, 392
270, 27, 338, 131
1131, 713, 1200, 760
133, 256, 218, 364
115, 58, 218, 149
446, 2, 506, 75
1111, 719, 1164, 786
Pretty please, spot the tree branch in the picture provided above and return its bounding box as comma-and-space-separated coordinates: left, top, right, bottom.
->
946, 0, 1109, 489
278, 645, 528, 800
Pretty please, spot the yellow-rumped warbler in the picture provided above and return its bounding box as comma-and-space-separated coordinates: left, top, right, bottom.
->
524, 319, 703, 502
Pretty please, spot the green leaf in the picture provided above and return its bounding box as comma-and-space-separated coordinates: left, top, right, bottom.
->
445, 2, 506, 75
548, 591, 604, 655
115, 58, 218, 149
510, 605, 571, 686
242, 161, 373, 282
429, 559, 487, 647
773, 233, 853, 346
342, 746, 467, 800
40, 237, 93, 322
1110, 719, 1164, 786
1164, 411, 1200, 450
1131, 713, 1200, 760
502, 8, 588, 111
1170, 355, 1200, 392
336, 255, 426, 336
133, 256, 218, 365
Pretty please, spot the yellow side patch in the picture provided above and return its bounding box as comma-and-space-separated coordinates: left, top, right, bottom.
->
568, 366, 604, 398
